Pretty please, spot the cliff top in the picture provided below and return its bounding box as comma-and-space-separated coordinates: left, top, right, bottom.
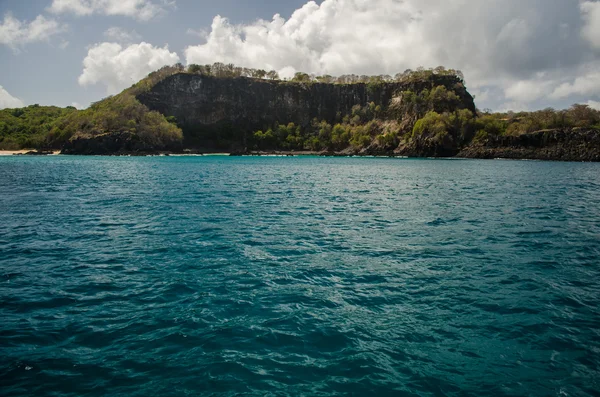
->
127, 62, 467, 97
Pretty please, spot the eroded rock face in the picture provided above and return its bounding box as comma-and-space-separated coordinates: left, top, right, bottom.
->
61, 132, 181, 155
457, 128, 600, 161
136, 73, 475, 149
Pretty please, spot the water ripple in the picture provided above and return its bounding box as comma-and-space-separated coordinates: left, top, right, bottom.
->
1, 156, 599, 396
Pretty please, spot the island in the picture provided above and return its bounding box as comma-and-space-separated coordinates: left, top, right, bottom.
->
1, 63, 599, 161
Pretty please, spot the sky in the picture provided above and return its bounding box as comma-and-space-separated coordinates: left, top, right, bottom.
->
1, 0, 600, 112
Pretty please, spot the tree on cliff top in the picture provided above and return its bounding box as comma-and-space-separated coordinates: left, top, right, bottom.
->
180, 62, 466, 87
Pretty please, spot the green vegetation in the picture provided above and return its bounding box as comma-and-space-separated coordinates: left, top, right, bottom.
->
185, 62, 464, 86
51, 91, 182, 149
470, 105, 600, 143
252, 119, 402, 153
403, 104, 600, 155
250, 102, 402, 152
1, 61, 598, 155
247, 86, 600, 154
0, 64, 185, 151
409, 109, 476, 150
0, 63, 463, 152
390, 85, 463, 121
186, 62, 277, 80
128, 63, 185, 95
0, 105, 78, 150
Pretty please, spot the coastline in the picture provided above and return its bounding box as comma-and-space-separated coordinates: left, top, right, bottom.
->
0, 150, 61, 156
229, 149, 600, 162
1, 149, 598, 162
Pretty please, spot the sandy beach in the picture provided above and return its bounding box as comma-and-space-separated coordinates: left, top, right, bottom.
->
0, 150, 61, 156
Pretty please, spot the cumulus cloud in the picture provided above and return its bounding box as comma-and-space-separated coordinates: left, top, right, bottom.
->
585, 100, 600, 110
184, 0, 600, 109
104, 27, 142, 44
586, 100, 600, 110
551, 62, 600, 98
49, 0, 172, 21
0, 85, 24, 109
185, 2, 428, 78
0, 13, 65, 49
78, 42, 180, 94
581, 1, 600, 50
497, 102, 532, 113
186, 28, 206, 38
504, 79, 554, 103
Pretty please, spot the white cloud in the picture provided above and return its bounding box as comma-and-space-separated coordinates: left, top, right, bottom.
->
497, 101, 532, 113
504, 79, 554, 102
184, 0, 600, 110
185, 2, 427, 78
470, 88, 490, 104
184, 0, 572, 81
551, 63, 600, 98
0, 85, 24, 109
186, 28, 206, 38
78, 41, 180, 94
104, 27, 142, 44
586, 100, 600, 110
49, 0, 94, 16
49, 0, 172, 21
0, 13, 65, 49
581, 1, 600, 50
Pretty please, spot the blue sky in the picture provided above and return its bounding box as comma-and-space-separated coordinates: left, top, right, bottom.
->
0, 0, 309, 108
1, 0, 600, 112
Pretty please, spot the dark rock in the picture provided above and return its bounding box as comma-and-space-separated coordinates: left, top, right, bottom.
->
17, 150, 53, 156
457, 128, 600, 161
61, 132, 177, 155
137, 73, 474, 150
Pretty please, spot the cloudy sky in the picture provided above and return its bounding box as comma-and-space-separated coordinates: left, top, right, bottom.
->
1, 0, 600, 112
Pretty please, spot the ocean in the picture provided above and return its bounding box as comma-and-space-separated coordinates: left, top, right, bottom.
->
1, 155, 599, 396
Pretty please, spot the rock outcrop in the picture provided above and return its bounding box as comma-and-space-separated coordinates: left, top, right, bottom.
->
56, 71, 600, 161
137, 73, 474, 149
457, 128, 600, 161
61, 132, 181, 155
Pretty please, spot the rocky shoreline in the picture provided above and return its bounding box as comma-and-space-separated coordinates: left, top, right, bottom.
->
456, 128, 600, 162
7, 149, 600, 162
235, 128, 600, 161
7, 127, 600, 162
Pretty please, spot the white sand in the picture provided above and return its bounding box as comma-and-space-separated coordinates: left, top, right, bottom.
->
0, 150, 61, 156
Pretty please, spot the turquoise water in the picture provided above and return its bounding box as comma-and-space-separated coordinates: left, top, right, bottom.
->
1, 156, 599, 396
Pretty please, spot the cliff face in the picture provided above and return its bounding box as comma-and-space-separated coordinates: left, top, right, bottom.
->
61, 132, 183, 155
458, 128, 600, 161
60, 72, 600, 161
137, 73, 475, 149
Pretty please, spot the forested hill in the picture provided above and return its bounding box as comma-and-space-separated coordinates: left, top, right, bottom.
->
1, 63, 599, 160
136, 68, 475, 153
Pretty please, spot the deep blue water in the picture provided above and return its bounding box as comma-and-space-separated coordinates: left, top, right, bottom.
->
1, 155, 599, 396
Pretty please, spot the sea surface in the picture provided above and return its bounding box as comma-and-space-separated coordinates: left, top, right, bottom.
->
1, 155, 599, 396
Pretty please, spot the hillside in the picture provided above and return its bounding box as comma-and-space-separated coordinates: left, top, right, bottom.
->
0, 65, 186, 154
1, 63, 599, 160
136, 69, 475, 153
0, 105, 77, 150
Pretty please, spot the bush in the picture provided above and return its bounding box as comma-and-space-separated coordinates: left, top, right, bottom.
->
0, 105, 78, 149
48, 92, 182, 149
412, 111, 448, 140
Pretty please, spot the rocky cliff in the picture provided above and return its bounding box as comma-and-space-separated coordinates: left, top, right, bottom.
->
457, 128, 600, 161
55, 70, 600, 161
136, 73, 475, 149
